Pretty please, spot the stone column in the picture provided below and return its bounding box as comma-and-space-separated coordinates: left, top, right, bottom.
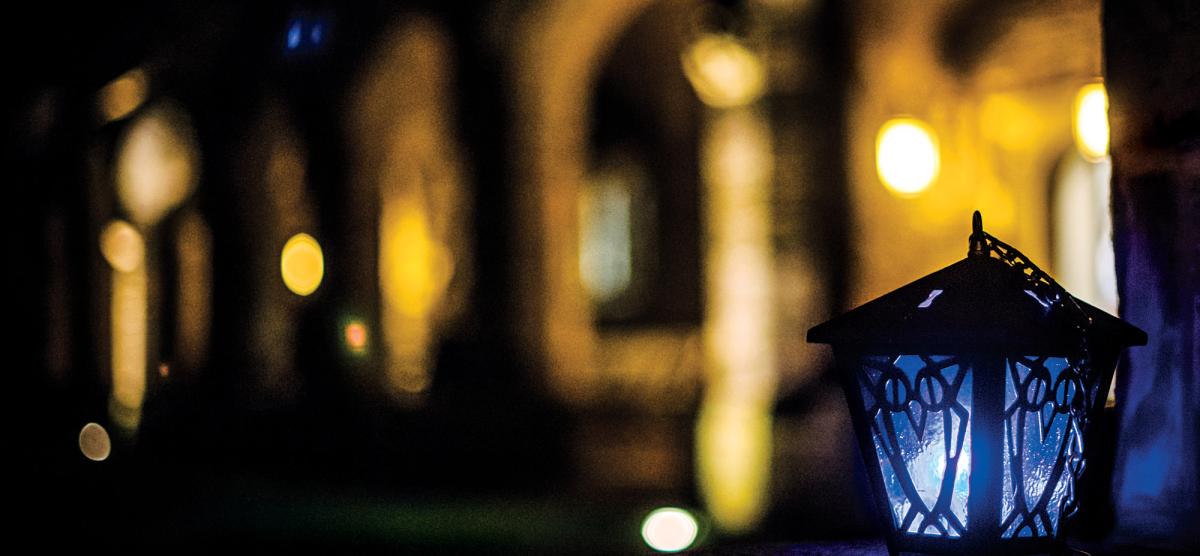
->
1103, 1, 1200, 549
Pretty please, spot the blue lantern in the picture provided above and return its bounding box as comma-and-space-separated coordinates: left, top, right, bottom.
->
808, 212, 1145, 555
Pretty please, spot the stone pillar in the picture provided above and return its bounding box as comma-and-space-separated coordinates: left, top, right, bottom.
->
1103, 1, 1200, 549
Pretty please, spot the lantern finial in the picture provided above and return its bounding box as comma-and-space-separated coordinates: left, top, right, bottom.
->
969, 210, 985, 257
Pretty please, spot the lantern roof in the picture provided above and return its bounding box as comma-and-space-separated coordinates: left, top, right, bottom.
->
807, 212, 1147, 353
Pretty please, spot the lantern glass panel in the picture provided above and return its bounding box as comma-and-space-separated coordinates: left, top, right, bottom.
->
858, 354, 972, 538
1001, 355, 1087, 539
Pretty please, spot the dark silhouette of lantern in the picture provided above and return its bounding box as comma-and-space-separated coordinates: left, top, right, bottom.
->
808, 212, 1145, 555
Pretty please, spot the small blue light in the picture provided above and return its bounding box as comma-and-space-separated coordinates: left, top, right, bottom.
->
310, 23, 323, 45
287, 20, 302, 50
917, 289, 944, 309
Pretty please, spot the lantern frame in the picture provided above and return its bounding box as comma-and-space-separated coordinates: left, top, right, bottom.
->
809, 212, 1145, 555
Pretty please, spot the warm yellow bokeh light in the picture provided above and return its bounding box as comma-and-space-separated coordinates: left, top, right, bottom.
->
380, 205, 453, 317
115, 103, 199, 226
696, 400, 773, 533
110, 254, 147, 432
100, 220, 144, 273
641, 507, 699, 553
280, 233, 324, 296
698, 108, 775, 534
98, 68, 148, 123
1074, 83, 1110, 162
876, 118, 939, 197
682, 34, 766, 109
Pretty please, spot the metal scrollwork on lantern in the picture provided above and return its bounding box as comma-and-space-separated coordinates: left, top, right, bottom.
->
808, 212, 1146, 555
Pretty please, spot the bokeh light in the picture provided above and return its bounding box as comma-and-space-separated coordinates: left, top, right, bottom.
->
78, 422, 111, 462
100, 220, 144, 273
97, 68, 148, 123
697, 399, 773, 533
280, 233, 325, 296
875, 117, 939, 197
682, 34, 766, 109
110, 258, 147, 431
103, 220, 149, 432
380, 206, 453, 317
344, 320, 368, 354
699, 108, 776, 534
115, 103, 200, 226
287, 19, 302, 50
1074, 82, 1110, 162
175, 210, 213, 369
641, 507, 699, 553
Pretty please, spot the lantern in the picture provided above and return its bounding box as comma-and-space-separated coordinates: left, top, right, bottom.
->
808, 212, 1145, 555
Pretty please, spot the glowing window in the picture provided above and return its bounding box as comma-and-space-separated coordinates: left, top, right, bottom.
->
1052, 153, 1116, 314
579, 174, 633, 303
1052, 152, 1117, 403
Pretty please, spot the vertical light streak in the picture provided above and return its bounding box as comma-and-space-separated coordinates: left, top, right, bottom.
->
697, 107, 776, 533
175, 210, 212, 370
102, 221, 148, 432
380, 199, 453, 395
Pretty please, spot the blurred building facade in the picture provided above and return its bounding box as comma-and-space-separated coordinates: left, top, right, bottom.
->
8, 0, 1193, 552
